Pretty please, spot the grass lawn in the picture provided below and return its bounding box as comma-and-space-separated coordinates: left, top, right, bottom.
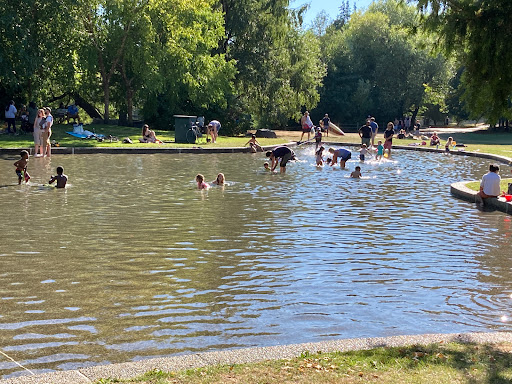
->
94, 342, 512, 384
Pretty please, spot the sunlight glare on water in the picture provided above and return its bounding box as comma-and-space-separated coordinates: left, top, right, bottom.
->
0, 147, 511, 378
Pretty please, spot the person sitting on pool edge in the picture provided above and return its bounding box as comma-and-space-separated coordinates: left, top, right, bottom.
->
475, 164, 501, 207
266, 146, 296, 174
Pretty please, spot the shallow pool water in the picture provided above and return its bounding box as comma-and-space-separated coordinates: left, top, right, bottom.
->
0, 147, 511, 378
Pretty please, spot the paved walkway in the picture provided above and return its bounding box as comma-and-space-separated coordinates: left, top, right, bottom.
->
2, 332, 512, 383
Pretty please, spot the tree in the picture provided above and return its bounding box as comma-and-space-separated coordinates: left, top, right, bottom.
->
0, 0, 78, 105
217, 0, 324, 129
313, 0, 450, 126
417, 0, 512, 123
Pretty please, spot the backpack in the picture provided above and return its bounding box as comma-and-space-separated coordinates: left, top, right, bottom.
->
5, 105, 9, 112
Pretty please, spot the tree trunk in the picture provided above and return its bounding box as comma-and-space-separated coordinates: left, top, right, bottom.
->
72, 92, 103, 119
103, 80, 110, 123
410, 106, 420, 129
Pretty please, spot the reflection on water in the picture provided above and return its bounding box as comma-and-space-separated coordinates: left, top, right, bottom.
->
0, 148, 511, 378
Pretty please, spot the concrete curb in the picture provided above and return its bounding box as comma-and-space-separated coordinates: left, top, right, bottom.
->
451, 181, 512, 214
0, 143, 302, 156
2, 332, 512, 383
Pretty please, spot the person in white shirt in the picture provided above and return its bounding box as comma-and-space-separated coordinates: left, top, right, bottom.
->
4, 100, 17, 134
476, 164, 501, 206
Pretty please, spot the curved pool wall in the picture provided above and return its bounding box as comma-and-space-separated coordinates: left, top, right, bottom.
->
1, 145, 512, 378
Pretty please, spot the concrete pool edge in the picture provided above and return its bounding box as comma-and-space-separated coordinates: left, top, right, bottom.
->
2, 332, 512, 383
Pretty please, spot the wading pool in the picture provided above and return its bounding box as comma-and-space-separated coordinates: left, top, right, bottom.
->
0, 147, 511, 378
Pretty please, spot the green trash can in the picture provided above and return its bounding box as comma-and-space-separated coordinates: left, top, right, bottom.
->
174, 115, 197, 143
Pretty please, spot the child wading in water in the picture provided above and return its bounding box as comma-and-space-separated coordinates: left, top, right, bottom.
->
314, 127, 322, 150
49, 166, 68, 188
359, 144, 369, 162
350, 166, 362, 178
263, 162, 270, 171
13, 150, 30, 184
315, 146, 325, 166
196, 174, 210, 190
376, 140, 384, 160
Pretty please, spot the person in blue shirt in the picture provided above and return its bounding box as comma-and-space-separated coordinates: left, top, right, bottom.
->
66, 104, 80, 124
370, 117, 379, 146
328, 147, 351, 168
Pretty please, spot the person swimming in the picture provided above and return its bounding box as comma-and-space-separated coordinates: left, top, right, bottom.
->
196, 174, 210, 190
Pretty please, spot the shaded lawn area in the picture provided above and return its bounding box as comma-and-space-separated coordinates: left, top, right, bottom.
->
95, 342, 512, 384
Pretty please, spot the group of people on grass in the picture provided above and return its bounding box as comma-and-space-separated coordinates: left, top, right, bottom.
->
139, 120, 222, 144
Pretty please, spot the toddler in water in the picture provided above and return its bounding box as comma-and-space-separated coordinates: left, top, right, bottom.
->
315, 146, 325, 166
196, 174, 210, 190
263, 162, 270, 171
48, 166, 68, 188
13, 150, 30, 184
359, 144, 368, 162
350, 166, 362, 178
376, 140, 384, 160
211, 173, 225, 185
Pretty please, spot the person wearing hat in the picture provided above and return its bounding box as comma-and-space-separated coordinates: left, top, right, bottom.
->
207, 120, 221, 143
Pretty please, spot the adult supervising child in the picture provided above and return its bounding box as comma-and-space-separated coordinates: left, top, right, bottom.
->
328, 147, 351, 168
266, 146, 296, 174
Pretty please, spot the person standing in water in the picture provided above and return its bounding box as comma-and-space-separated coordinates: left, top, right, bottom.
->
49, 166, 68, 188
328, 147, 351, 168
266, 146, 296, 174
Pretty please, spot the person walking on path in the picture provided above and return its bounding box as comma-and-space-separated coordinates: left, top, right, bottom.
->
358, 120, 372, 147
5, 100, 17, 134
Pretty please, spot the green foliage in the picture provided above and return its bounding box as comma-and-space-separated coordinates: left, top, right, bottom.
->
418, 0, 512, 124
313, 0, 450, 126
0, 0, 78, 105
220, 0, 325, 129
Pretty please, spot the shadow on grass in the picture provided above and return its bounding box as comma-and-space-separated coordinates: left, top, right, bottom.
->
339, 342, 512, 384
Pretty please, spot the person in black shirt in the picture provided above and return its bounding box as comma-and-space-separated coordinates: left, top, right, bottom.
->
266, 146, 296, 174
358, 120, 372, 147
